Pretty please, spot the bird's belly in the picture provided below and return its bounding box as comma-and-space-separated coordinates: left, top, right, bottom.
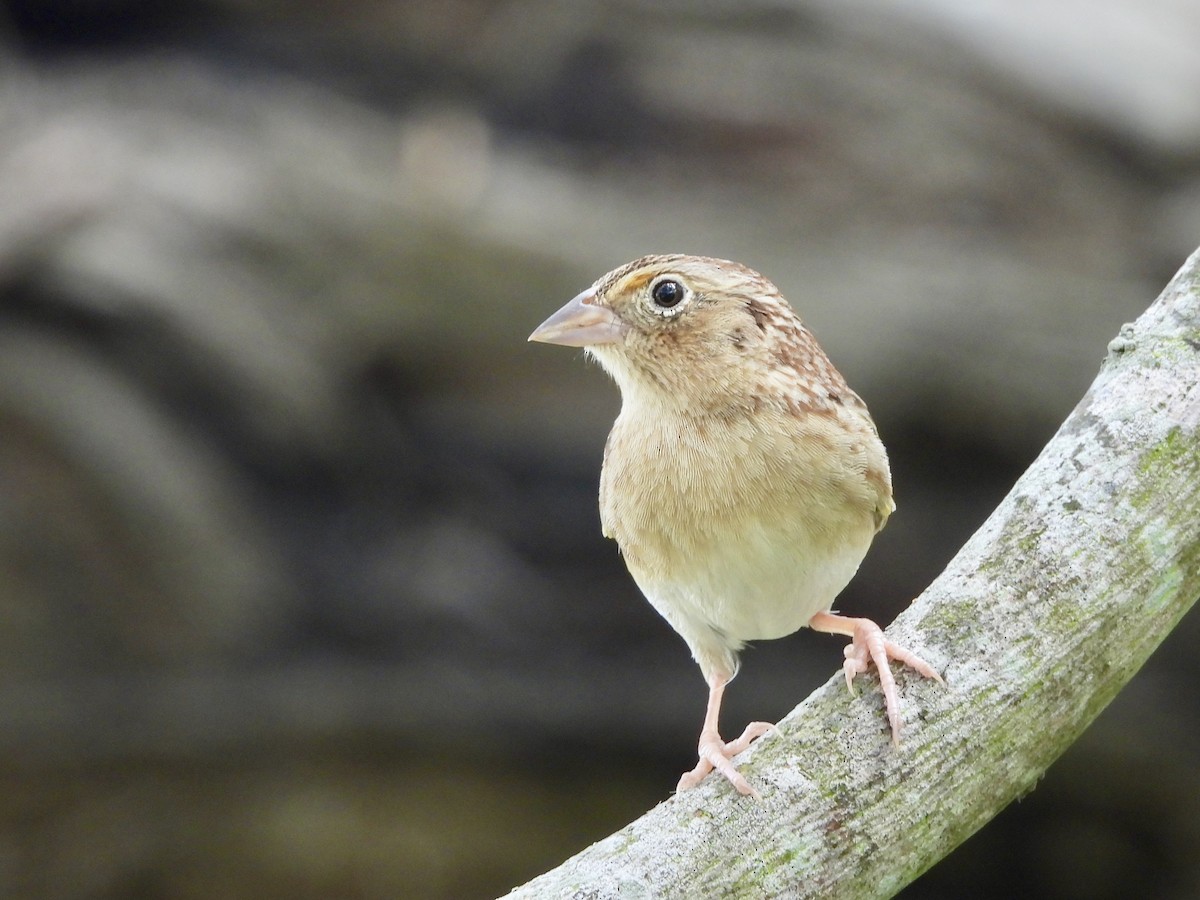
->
631, 519, 873, 645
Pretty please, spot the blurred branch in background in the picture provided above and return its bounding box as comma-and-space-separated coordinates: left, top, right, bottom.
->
0, 1, 1198, 897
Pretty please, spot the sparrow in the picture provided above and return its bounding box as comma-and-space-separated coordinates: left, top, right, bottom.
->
529, 254, 941, 798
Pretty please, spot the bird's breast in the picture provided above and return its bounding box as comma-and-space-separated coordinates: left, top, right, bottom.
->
599, 403, 884, 641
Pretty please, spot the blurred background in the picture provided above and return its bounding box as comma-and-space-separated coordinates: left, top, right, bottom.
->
1, 0, 1198, 897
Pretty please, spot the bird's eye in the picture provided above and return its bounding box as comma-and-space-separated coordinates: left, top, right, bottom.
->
651, 279, 685, 309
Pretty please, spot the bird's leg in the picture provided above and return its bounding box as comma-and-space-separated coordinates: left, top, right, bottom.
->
808, 611, 943, 744
676, 673, 774, 799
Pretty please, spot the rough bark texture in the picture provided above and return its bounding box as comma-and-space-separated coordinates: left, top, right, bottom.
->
503, 248, 1200, 899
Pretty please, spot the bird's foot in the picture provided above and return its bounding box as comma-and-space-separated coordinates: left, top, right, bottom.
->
676, 721, 775, 799
810, 611, 943, 744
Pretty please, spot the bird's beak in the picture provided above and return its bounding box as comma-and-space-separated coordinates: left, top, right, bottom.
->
528, 287, 628, 347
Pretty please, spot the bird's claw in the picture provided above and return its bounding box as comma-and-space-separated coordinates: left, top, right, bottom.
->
676, 721, 775, 799
839, 619, 943, 743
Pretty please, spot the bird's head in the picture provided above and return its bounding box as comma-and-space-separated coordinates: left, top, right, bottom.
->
530, 254, 840, 414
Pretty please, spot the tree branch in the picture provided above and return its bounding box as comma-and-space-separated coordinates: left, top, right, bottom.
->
503, 248, 1200, 899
